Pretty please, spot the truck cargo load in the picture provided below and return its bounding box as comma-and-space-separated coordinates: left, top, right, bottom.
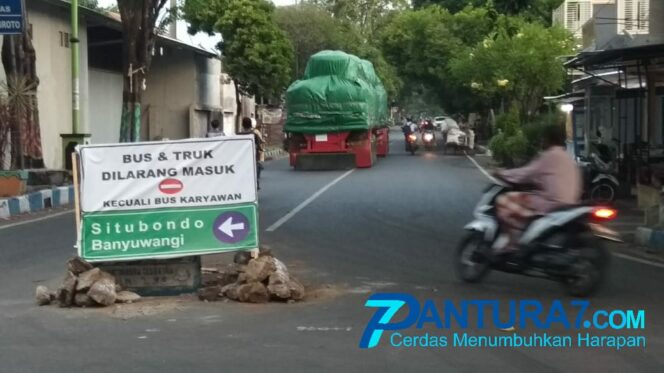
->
284, 51, 390, 170
285, 50, 389, 133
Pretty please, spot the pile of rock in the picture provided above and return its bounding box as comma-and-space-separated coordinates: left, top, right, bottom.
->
198, 250, 305, 303
35, 257, 140, 307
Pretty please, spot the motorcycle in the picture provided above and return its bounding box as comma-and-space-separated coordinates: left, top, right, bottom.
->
578, 143, 619, 203
455, 182, 619, 297
422, 130, 436, 150
406, 133, 418, 155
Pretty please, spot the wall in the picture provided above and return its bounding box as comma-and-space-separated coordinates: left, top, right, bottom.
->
142, 48, 197, 140
591, 2, 618, 50
88, 68, 122, 144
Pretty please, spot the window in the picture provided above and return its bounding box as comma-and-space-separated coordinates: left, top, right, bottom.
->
59, 31, 70, 48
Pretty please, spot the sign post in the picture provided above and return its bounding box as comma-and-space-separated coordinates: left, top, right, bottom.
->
76, 136, 259, 263
0, 0, 24, 35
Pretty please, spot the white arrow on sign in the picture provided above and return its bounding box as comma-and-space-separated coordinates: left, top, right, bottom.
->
218, 217, 246, 238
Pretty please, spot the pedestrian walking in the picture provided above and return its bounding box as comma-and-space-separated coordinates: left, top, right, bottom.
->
241, 117, 265, 189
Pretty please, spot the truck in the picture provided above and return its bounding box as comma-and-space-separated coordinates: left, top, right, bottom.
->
284, 50, 390, 170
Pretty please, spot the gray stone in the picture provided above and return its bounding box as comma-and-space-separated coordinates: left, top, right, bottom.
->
221, 283, 240, 300
234, 251, 252, 265
244, 256, 276, 283
88, 278, 117, 306
57, 271, 77, 307
74, 293, 96, 307
267, 259, 291, 300
35, 286, 53, 306
116, 291, 141, 304
76, 268, 103, 292
237, 282, 269, 303
67, 256, 93, 275
288, 278, 305, 301
267, 283, 291, 300
259, 245, 274, 257
197, 286, 223, 302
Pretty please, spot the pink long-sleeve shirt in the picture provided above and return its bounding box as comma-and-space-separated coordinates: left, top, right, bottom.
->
498, 146, 582, 214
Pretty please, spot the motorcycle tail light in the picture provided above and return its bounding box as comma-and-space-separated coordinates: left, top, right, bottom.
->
592, 207, 617, 221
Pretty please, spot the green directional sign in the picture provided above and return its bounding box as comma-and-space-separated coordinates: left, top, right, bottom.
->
81, 204, 258, 262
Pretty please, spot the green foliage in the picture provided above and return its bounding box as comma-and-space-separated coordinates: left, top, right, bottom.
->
274, 2, 402, 98
490, 111, 564, 166
183, 0, 294, 99
274, 4, 345, 80
449, 19, 574, 119
413, 0, 564, 26
308, 0, 409, 37
495, 106, 520, 136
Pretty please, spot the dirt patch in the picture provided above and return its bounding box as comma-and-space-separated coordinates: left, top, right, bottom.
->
302, 284, 345, 302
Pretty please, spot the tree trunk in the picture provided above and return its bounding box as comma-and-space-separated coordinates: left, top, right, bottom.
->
117, 0, 167, 142
235, 80, 242, 133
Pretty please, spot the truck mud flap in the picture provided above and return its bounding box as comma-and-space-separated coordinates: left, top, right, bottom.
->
295, 153, 356, 171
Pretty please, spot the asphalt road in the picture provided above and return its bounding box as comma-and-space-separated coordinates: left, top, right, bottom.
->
0, 129, 662, 372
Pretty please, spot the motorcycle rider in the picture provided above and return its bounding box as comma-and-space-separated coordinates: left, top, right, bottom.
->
402, 117, 418, 151
493, 124, 582, 252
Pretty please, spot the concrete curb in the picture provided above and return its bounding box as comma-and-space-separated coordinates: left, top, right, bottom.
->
0, 185, 74, 219
634, 226, 664, 254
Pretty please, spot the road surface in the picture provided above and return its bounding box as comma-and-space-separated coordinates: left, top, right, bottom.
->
1, 129, 662, 372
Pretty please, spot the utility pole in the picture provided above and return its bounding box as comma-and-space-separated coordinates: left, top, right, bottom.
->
60, 0, 89, 170
71, 0, 80, 134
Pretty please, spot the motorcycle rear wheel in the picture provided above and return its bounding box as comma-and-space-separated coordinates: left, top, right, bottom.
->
590, 181, 616, 203
562, 235, 610, 297
455, 232, 491, 283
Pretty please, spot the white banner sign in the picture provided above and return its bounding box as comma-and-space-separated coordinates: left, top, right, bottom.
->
79, 137, 257, 213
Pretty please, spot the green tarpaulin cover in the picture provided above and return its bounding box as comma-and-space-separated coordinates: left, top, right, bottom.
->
285, 50, 389, 134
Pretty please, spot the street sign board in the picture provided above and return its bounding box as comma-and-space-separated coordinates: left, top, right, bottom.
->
79, 138, 257, 212
0, 0, 24, 35
76, 137, 259, 262
81, 205, 258, 261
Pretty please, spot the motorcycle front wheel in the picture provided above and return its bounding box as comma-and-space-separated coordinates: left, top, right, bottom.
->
562, 234, 610, 297
455, 232, 491, 283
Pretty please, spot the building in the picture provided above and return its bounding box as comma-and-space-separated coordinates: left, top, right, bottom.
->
0, 0, 256, 170
557, 0, 664, 194
553, 0, 595, 39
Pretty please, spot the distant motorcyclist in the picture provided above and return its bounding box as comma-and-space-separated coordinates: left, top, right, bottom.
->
493, 124, 582, 251
402, 118, 418, 151
422, 119, 435, 132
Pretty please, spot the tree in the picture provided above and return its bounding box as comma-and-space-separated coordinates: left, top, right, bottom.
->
413, 0, 564, 26
274, 4, 345, 81
184, 0, 293, 127
380, 6, 464, 108
449, 20, 573, 118
309, 0, 409, 38
116, 0, 170, 142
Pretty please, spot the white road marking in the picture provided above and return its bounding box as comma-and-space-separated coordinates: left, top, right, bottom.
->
465, 152, 664, 270
266, 169, 355, 232
297, 326, 352, 332
0, 209, 73, 231
612, 252, 664, 269
465, 152, 497, 183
